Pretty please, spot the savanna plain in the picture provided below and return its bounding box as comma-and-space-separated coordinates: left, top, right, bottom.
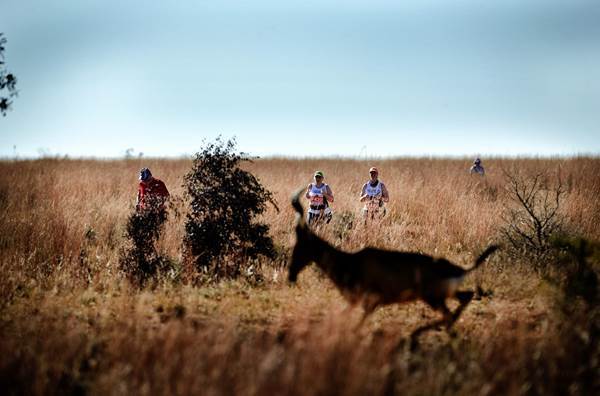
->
1, 157, 599, 395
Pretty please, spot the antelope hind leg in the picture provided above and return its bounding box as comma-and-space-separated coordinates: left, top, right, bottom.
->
409, 302, 453, 351
448, 290, 474, 327
410, 291, 476, 350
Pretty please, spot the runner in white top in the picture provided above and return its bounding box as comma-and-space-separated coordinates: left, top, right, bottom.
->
359, 167, 389, 221
305, 170, 334, 226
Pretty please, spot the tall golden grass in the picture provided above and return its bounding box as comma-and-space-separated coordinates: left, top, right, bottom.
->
0, 156, 598, 395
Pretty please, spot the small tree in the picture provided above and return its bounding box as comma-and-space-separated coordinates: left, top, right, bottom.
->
183, 138, 278, 281
501, 168, 565, 270
0, 33, 18, 116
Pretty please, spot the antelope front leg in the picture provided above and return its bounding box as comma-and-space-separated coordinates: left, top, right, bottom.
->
354, 297, 379, 331
354, 309, 371, 331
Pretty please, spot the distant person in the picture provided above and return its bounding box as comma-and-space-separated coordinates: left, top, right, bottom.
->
305, 170, 334, 226
469, 158, 485, 176
136, 167, 170, 211
360, 167, 389, 220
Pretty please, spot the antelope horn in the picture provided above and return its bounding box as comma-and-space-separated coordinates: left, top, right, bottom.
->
291, 188, 306, 226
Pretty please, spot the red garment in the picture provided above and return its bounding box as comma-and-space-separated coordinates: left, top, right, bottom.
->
137, 178, 170, 210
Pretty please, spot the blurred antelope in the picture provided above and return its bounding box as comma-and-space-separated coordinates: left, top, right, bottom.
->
288, 190, 499, 346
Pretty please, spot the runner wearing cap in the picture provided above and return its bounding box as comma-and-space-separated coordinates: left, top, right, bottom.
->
359, 167, 389, 220
136, 167, 170, 212
305, 170, 334, 226
469, 158, 485, 176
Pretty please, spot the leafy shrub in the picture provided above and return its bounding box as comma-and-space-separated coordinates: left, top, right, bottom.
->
183, 138, 278, 282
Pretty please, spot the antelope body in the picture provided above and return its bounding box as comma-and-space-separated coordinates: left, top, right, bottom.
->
288, 190, 499, 342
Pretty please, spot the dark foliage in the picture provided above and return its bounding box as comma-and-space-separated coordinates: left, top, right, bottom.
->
549, 236, 600, 394
119, 202, 170, 287
551, 235, 599, 305
0, 33, 18, 116
183, 137, 278, 282
332, 210, 355, 241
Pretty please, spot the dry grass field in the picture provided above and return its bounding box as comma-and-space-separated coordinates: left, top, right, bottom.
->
0, 156, 599, 395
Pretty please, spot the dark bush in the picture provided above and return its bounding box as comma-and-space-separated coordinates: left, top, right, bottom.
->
119, 202, 170, 287
183, 138, 278, 282
551, 235, 599, 305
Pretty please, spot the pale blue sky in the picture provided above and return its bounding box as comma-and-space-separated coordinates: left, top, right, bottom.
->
1, 0, 599, 157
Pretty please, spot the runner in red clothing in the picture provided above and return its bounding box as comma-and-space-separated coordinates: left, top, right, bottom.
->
136, 168, 170, 211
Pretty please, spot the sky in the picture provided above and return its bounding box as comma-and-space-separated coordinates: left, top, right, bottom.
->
1, 0, 599, 158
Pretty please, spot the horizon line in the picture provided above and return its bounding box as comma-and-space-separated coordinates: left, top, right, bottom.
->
2, 152, 599, 162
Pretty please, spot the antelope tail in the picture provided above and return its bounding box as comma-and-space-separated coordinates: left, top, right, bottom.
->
467, 245, 500, 273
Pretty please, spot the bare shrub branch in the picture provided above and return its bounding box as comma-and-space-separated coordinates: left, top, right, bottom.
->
501, 167, 566, 270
